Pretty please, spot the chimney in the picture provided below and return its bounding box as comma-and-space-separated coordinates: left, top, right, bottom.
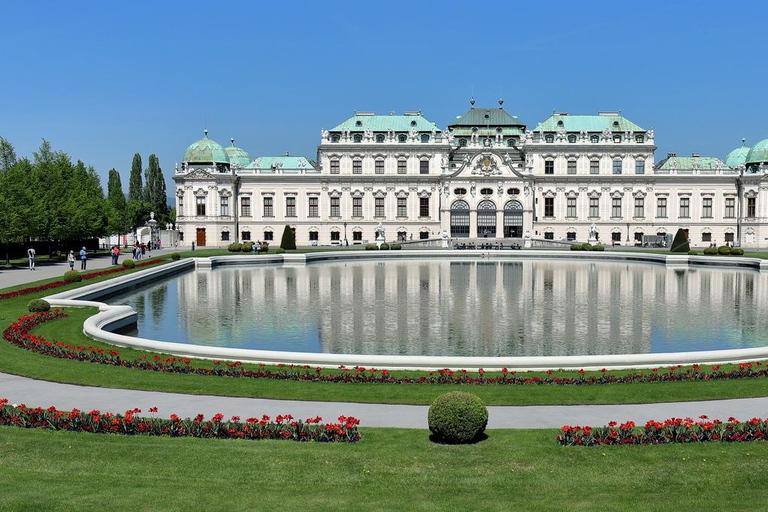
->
691, 152, 700, 157
667, 152, 677, 158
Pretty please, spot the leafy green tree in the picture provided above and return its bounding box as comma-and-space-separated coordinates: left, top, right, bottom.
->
280, 225, 296, 250
128, 153, 143, 202
0, 136, 16, 173
106, 169, 128, 234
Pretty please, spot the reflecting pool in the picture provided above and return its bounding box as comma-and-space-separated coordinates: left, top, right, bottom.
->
109, 259, 768, 357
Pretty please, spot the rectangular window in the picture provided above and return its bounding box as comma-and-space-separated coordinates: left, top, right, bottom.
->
747, 197, 756, 218
286, 196, 296, 217
241, 197, 250, 217
196, 197, 206, 216
178, 195, 184, 214
308, 196, 318, 217
352, 159, 362, 174
634, 197, 644, 218
420, 160, 429, 174
544, 197, 554, 217
702, 232, 712, 242
397, 197, 407, 217
264, 231, 273, 241
263, 197, 273, 217
330, 197, 340, 217
589, 197, 599, 217
657, 197, 667, 218
397, 159, 407, 174
375, 159, 384, 174
352, 197, 362, 217
635, 159, 645, 174
567, 160, 577, 175
590, 160, 599, 175
220, 196, 229, 216
309, 231, 318, 241
612, 232, 621, 242
613, 159, 622, 175
679, 197, 690, 218
241, 231, 251, 241
725, 232, 734, 242
375, 197, 384, 217
702, 197, 712, 218
330, 159, 340, 174
544, 161, 554, 174
566, 197, 576, 218
544, 232, 554, 240
353, 231, 362, 241
420, 231, 429, 240
330, 231, 340, 241
612, 197, 622, 218
725, 197, 735, 218
221, 231, 230, 241
419, 197, 430, 217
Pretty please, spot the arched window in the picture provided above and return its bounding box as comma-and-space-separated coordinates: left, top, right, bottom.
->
590, 134, 599, 143
375, 134, 385, 143
477, 200, 497, 238
450, 200, 470, 238
398, 134, 407, 143
503, 200, 523, 238
545, 134, 554, 143
353, 134, 363, 143
567, 134, 577, 143
459, 138, 467, 147
331, 134, 340, 143
507, 138, 517, 146
635, 134, 644, 143
420, 133, 430, 143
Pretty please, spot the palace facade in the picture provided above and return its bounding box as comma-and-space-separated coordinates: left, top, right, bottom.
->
174, 101, 768, 248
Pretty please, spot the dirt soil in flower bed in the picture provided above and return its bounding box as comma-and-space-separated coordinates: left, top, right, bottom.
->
1, 426, 768, 511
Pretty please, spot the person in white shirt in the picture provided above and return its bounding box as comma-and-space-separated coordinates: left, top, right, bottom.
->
27, 247, 36, 270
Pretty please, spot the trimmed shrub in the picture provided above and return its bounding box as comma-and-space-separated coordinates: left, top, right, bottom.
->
688, 250, 698, 255
570, 244, 582, 251
228, 243, 242, 252
63, 270, 82, 282
275, 248, 286, 254
170, 253, 181, 261
379, 242, 390, 250
122, 259, 136, 269
280, 226, 296, 250
731, 247, 744, 256
718, 245, 731, 255
428, 391, 488, 444
391, 243, 402, 250
27, 299, 50, 313
257, 242, 269, 254
670, 228, 690, 253
581, 243, 592, 251
365, 243, 379, 250
703, 246, 718, 255
241, 242, 254, 252
591, 244, 605, 251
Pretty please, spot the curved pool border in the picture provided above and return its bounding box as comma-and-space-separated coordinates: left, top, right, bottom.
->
43, 250, 768, 371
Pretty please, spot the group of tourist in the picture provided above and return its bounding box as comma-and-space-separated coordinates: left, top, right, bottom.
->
27, 247, 88, 271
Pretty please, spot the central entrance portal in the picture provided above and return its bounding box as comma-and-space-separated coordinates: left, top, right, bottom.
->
196, 228, 206, 247
450, 200, 470, 237
504, 200, 523, 237
477, 200, 496, 238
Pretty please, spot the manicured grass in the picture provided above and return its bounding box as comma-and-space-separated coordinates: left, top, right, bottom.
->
1, 426, 767, 511
3, 253, 768, 406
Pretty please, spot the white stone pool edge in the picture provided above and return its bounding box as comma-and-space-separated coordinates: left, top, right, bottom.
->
43, 250, 768, 371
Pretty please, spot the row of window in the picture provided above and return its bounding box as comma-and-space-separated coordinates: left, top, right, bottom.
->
543, 158, 646, 175
329, 158, 431, 174
541, 133, 645, 144
331, 133, 437, 144
188, 195, 431, 219
454, 187, 521, 196
542, 197, 756, 219
543, 230, 736, 243
222, 229, 429, 243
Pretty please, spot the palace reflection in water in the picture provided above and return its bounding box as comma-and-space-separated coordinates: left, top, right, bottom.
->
112, 260, 768, 357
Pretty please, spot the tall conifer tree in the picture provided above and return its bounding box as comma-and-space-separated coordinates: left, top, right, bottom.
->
128, 153, 143, 202
106, 169, 128, 234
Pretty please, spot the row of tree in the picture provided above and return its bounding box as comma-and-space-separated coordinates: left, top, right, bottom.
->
0, 137, 173, 260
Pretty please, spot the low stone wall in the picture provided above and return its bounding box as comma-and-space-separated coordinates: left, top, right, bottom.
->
43, 251, 768, 371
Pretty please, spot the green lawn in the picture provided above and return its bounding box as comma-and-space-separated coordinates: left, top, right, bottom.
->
1, 426, 767, 511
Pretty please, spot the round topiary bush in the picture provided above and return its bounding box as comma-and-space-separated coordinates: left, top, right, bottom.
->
365, 243, 379, 250
122, 259, 136, 269
380, 242, 390, 250
275, 247, 286, 254
581, 243, 592, 251
591, 244, 605, 251
257, 242, 269, 253
428, 391, 488, 444
170, 252, 181, 261
731, 247, 744, 256
27, 299, 51, 313
63, 270, 82, 282
391, 243, 402, 250
703, 246, 717, 255
718, 245, 731, 255
228, 243, 242, 252
241, 242, 254, 252
570, 244, 582, 251
688, 250, 698, 255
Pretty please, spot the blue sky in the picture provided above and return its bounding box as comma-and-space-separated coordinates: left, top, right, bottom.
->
1, 1, 766, 194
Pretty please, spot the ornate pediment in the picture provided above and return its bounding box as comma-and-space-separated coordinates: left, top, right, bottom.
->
471, 152, 502, 176
185, 169, 215, 180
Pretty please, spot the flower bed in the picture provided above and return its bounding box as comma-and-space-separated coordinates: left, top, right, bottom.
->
6, 311, 768, 388
557, 416, 768, 446
0, 398, 360, 442
0, 259, 165, 301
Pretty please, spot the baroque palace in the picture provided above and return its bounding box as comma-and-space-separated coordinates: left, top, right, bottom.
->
174, 100, 768, 248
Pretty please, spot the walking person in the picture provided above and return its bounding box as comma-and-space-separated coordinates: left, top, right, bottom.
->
140, 243, 146, 260
79, 247, 87, 270
27, 246, 36, 270
67, 250, 75, 270
112, 245, 120, 265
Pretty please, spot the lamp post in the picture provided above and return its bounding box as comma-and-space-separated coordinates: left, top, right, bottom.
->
343, 221, 348, 247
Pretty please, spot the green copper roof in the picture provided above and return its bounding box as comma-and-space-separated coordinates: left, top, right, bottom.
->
724, 139, 751, 167
329, 113, 439, 132
183, 130, 230, 164
656, 156, 725, 170
448, 107, 525, 128
745, 137, 768, 165
534, 114, 645, 132
224, 138, 251, 168
248, 156, 316, 171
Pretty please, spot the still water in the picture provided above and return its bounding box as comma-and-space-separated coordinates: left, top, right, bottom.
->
109, 259, 768, 357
